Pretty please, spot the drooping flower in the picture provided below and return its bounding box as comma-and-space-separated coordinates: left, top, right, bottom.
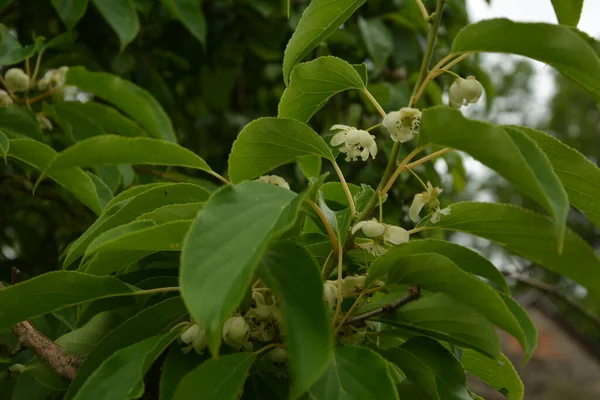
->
0, 90, 13, 106
323, 280, 338, 309
342, 275, 366, 296
36, 115, 53, 130
4, 68, 30, 92
430, 206, 451, 224
256, 175, 290, 189
180, 323, 208, 354
351, 219, 410, 255
222, 316, 250, 348
409, 181, 443, 222
449, 76, 483, 108
382, 107, 422, 143
330, 124, 377, 162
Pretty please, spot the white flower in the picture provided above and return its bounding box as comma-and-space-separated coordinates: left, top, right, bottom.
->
38, 66, 69, 91
4, 68, 30, 92
180, 324, 200, 344
342, 275, 366, 295
330, 124, 377, 162
36, 115, 53, 130
430, 206, 451, 224
223, 316, 250, 348
409, 181, 443, 222
180, 324, 208, 354
252, 291, 267, 307
0, 90, 13, 106
245, 306, 281, 342
323, 280, 338, 309
449, 76, 483, 108
352, 219, 410, 255
382, 107, 421, 143
256, 175, 290, 189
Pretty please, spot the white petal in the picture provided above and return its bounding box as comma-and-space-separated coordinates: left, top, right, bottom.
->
331, 132, 346, 146
330, 124, 353, 132
351, 221, 366, 235
383, 225, 409, 245
360, 148, 369, 161
409, 194, 427, 222
345, 129, 363, 145
360, 220, 385, 238
382, 111, 401, 130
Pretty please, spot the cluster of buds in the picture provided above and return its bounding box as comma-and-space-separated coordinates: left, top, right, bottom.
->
351, 219, 409, 256
330, 124, 377, 162
449, 76, 483, 108
409, 181, 450, 223
256, 175, 290, 189
38, 66, 69, 91
382, 107, 422, 143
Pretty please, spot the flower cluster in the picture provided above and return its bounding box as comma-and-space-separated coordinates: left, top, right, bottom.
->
330, 125, 377, 162
351, 219, 409, 256
38, 66, 69, 91
382, 107, 422, 143
409, 181, 450, 223
449, 76, 483, 108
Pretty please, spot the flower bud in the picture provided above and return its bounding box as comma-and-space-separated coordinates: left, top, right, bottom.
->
383, 108, 421, 143
37, 115, 53, 130
223, 316, 250, 348
191, 327, 208, 354
4, 68, 30, 92
180, 324, 200, 344
269, 348, 288, 364
449, 76, 483, 108
0, 90, 13, 106
342, 275, 366, 295
9, 364, 25, 373
256, 175, 290, 189
323, 280, 338, 309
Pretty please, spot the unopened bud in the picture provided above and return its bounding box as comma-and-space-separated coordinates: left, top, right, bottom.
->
9, 364, 25, 373
223, 316, 250, 348
269, 348, 288, 363
37, 115, 53, 130
0, 90, 13, 106
4, 68, 30, 92
323, 281, 338, 309
180, 324, 200, 345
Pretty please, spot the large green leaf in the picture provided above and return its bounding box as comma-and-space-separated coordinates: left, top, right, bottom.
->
65, 297, 187, 400
7, 139, 103, 214
159, 346, 199, 400
72, 331, 178, 400
309, 346, 398, 400
369, 252, 527, 355
63, 182, 208, 267
358, 17, 393, 67
85, 219, 191, 255
551, 0, 584, 26
0, 104, 44, 141
282, 0, 366, 84
278, 57, 366, 122
71, 101, 147, 137
462, 350, 523, 400
91, 0, 139, 50
172, 353, 256, 400
0, 271, 136, 330
400, 337, 471, 400
48, 134, 212, 173
515, 126, 600, 228
371, 292, 501, 358
67, 67, 176, 142
451, 19, 600, 102
162, 0, 206, 44
258, 241, 331, 397
367, 239, 509, 294
435, 202, 600, 297
51, 0, 88, 30
181, 182, 304, 353
80, 250, 154, 275
228, 117, 333, 183
499, 293, 538, 362
137, 202, 203, 224
420, 107, 568, 248
44, 101, 106, 142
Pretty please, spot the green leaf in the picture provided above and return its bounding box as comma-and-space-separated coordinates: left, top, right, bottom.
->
0, 104, 44, 141
173, 353, 256, 400
298, 155, 322, 179
435, 202, 600, 298
420, 107, 568, 248
372, 292, 501, 358
0, 24, 40, 65
551, 0, 583, 26
278, 57, 366, 122
309, 346, 398, 400
67, 67, 176, 142
400, 337, 471, 400
63, 182, 209, 268
86, 219, 191, 256
371, 252, 527, 355
44, 101, 106, 142
91, 0, 139, 50
499, 293, 537, 362
367, 239, 510, 294
104, 182, 173, 210
81, 250, 154, 276
451, 19, 600, 102
72, 102, 147, 137
51, 0, 88, 30
515, 126, 600, 228
228, 117, 333, 183
162, 0, 206, 44
0, 271, 136, 331
258, 241, 332, 397
0, 129, 8, 162
48, 134, 212, 174
181, 182, 304, 354
138, 202, 203, 224
282, 0, 366, 84
377, 347, 440, 400
358, 17, 393, 67
72, 331, 178, 400
7, 138, 103, 215
462, 350, 523, 400
65, 297, 187, 400
159, 346, 200, 400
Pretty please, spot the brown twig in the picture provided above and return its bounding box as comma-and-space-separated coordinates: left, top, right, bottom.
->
344, 285, 420, 325
0, 281, 83, 380
505, 273, 600, 331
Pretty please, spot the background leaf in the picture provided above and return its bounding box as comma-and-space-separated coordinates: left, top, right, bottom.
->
91, 0, 139, 50
0, 104, 44, 141
462, 350, 524, 400
550, 0, 584, 26
358, 17, 393, 67
51, 0, 88, 30
162, 0, 206, 44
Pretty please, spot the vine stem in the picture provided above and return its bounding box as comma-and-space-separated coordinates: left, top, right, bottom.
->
332, 160, 357, 219
332, 240, 345, 326
415, 0, 429, 20
306, 198, 339, 255
207, 170, 230, 185
362, 88, 387, 118
380, 146, 425, 195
